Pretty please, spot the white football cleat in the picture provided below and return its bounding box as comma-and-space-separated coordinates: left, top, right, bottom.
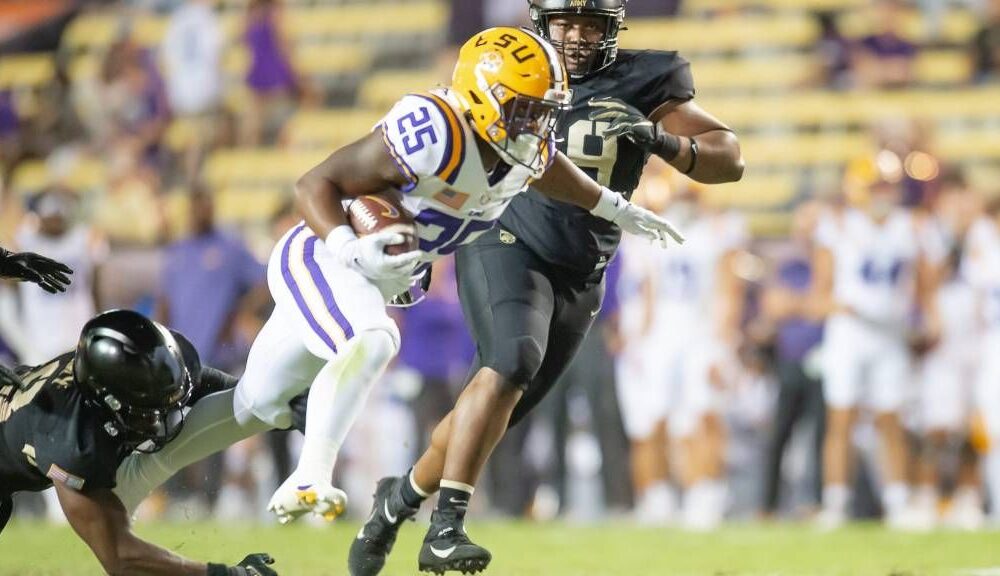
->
268, 476, 348, 524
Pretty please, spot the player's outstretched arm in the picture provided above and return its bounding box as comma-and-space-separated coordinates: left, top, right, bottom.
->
54, 481, 278, 576
294, 128, 419, 279
533, 152, 685, 247
590, 98, 744, 185
654, 100, 743, 184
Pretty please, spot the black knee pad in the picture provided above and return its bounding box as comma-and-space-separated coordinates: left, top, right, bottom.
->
491, 335, 544, 388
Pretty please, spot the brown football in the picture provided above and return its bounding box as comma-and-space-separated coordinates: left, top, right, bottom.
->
346, 192, 418, 256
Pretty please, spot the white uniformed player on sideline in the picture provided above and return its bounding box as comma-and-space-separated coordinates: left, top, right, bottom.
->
912, 174, 984, 530
965, 198, 1000, 525
110, 27, 683, 527
617, 171, 746, 530
813, 170, 944, 529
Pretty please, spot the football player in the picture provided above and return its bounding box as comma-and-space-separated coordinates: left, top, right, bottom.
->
965, 197, 1000, 525
0, 309, 279, 576
350, 2, 744, 573
619, 180, 747, 530
812, 172, 944, 529
912, 174, 983, 529
105, 26, 673, 535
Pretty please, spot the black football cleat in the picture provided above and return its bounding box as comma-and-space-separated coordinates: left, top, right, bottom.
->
348, 477, 418, 576
417, 512, 491, 575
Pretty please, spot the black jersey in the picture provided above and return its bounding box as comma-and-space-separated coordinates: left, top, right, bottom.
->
499, 49, 695, 276
0, 353, 126, 495
0, 331, 215, 497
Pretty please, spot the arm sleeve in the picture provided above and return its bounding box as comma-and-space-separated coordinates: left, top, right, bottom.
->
378, 93, 462, 191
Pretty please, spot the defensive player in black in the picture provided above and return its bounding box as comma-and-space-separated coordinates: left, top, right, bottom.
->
0, 309, 279, 576
349, 2, 744, 574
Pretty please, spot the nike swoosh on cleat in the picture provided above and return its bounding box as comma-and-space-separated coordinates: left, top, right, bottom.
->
430, 545, 457, 559
448, 498, 467, 504
384, 500, 398, 524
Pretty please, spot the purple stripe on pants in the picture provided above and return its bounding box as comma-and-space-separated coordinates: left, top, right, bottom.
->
281, 224, 339, 353
303, 235, 355, 340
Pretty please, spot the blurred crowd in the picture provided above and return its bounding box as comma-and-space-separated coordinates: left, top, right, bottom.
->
2, 0, 1000, 531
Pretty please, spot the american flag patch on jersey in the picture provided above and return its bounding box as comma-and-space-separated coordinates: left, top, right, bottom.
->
47, 464, 85, 491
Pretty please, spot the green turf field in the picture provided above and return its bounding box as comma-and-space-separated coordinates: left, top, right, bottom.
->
2, 520, 999, 575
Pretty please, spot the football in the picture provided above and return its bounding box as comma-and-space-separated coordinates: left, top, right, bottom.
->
346, 192, 418, 256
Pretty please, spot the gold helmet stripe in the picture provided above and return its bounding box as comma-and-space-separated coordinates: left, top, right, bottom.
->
416, 93, 467, 185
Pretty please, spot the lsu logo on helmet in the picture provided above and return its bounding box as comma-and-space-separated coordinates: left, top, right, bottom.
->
451, 27, 572, 175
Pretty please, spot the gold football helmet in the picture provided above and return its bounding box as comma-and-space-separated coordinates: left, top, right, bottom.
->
451, 27, 572, 173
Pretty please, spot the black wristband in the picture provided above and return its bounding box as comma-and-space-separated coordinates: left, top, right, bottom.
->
206, 563, 231, 576
682, 138, 699, 175
651, 132, 681, 162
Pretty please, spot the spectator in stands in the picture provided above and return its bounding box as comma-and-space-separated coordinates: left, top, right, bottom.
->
0, 92, 18, 174
242, 0, 302, 146
757, 200, 827, 518
157, 185, 266, 371
163, 0, 224, 180
156, 186, 266, 514
814, 11, 853, 90
971, 0, 1000, 82
854, 0, 919, 90
99, 38, 172, 164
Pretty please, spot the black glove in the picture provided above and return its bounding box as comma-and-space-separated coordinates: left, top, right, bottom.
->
209, 554, 278, 576
0, 364, 21, 390
0, 248, 73, 294
234, 553, 278, 576
588, 97, 681, 161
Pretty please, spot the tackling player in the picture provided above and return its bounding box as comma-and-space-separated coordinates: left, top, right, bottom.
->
350, 1, 744, 573
0, 309, 279, 576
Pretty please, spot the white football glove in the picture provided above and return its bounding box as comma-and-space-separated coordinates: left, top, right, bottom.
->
590, 187, 685, 248
325, 225, 421, 280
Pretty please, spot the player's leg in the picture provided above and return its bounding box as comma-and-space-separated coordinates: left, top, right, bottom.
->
871, 345, 912, 528
418, 242, 581, 574
267, 225, 401, 523
615, 349, 672, 524
350, 231, 556, 576
818, 325, 863, 528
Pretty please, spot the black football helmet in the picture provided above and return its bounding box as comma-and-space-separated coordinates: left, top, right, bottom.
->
528, 0, 627, 78
74, 310, 193, 453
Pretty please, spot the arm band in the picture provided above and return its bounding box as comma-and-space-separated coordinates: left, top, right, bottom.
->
682, 138, 699, 175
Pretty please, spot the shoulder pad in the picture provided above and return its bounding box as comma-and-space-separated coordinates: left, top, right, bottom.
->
379, 93, 467, 189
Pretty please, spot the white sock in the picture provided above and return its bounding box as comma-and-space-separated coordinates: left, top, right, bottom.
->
883, 483, 910, 516
823, 484, 850, 513
294, 330, 396, 481
113, 388, 271, 514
